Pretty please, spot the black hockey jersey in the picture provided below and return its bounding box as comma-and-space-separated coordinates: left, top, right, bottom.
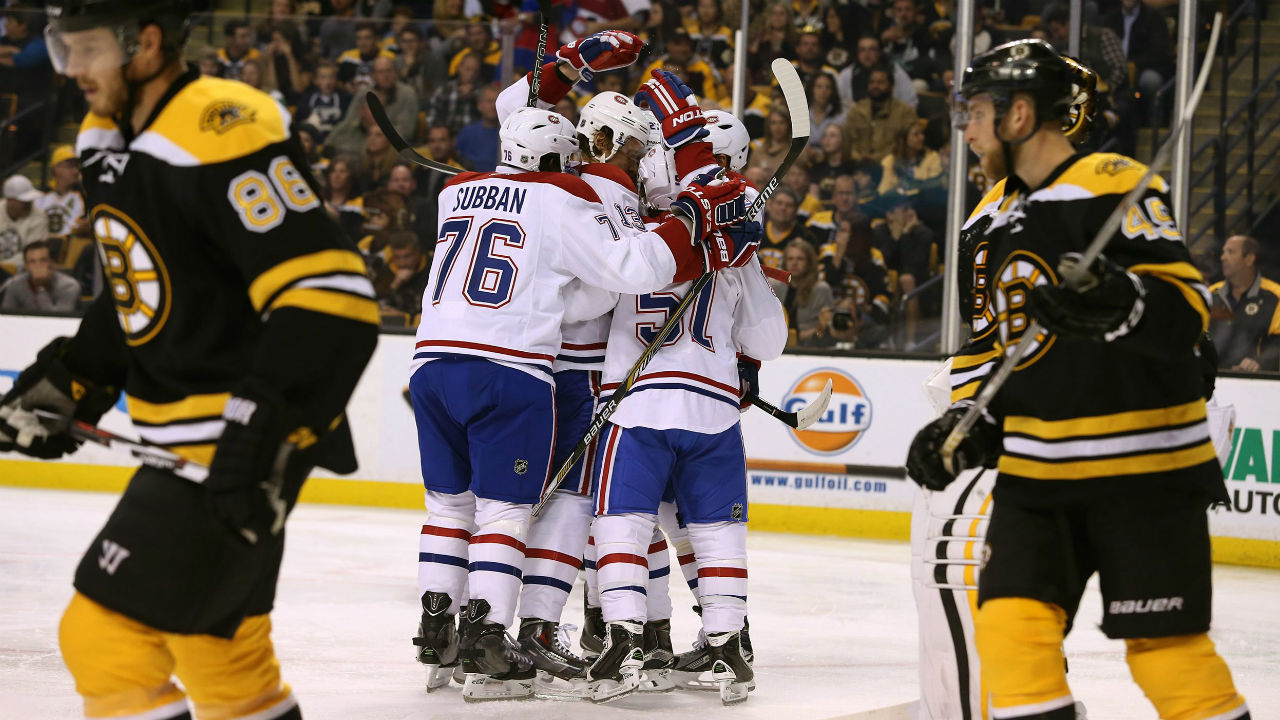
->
69, 69, 379, 468
949, 152, 1221, 505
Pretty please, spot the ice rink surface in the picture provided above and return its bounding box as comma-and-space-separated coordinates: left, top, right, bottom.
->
2, 486, 1278, 720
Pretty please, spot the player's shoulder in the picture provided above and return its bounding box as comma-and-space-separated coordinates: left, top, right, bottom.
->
1038, 152, 1169, 201
578, 163, 639, 195
444, 170, 603, 205
131, 75, 290, 167
964, 177, 1007, 227
76, 111, 125, 155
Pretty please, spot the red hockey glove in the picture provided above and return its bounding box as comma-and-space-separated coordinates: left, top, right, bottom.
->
710, 219, 763, 269
557, 31, 645, 82
635, 70, 709, 149
672, 177, 747, 248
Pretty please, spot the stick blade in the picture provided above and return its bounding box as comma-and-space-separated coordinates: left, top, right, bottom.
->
794, 379, 833, 430
769, 58, 810, 138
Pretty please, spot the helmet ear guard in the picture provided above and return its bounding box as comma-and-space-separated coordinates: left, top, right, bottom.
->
1060, 55, 1098, 145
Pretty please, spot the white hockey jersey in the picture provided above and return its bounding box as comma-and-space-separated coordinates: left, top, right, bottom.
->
602, 255, 788, 434
412, 167, 691, 379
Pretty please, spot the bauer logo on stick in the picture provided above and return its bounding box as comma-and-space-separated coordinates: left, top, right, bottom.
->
784, 368, 872, 455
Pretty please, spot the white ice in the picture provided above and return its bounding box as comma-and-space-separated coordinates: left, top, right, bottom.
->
3, 486, 1278, 720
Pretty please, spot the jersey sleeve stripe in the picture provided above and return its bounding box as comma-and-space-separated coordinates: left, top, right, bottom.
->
952, 347, 1001, 370
126, 392, 230, 425
997, 441, 1218, 481
1003, 398, 1206, 440
1129, 262, 1211, 332
248, 249, 369, 312
950, 379, 981, 404
270, 288, 381, 325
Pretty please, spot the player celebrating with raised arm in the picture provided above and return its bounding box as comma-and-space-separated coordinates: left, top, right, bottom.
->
0, 3, 381, 720
905, 39, 1249, 720
407, 96, 755, 701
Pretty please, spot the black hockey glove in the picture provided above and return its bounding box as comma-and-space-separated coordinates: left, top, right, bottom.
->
906, 405, 1001, 491
737, 354, 761, 412
206, 381, 310, 545
1027, 253, 1146, 342
0, 338, 118, 459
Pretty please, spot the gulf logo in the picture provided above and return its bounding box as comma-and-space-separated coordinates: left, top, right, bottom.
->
784, 368, 872, 455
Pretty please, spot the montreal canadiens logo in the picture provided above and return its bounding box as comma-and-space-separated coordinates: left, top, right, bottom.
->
784, 368, 872, 455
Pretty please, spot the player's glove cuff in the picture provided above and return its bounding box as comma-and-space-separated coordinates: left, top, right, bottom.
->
0, 337, 117, 459
1027, 253, 1146, 342
905, 405, 1000, 491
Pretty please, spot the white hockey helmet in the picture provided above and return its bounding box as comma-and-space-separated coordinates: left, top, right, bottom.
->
577, 91, 651, 162
702, 111, 750, 172
499, 107, 579, 171
638, 142, 680, 212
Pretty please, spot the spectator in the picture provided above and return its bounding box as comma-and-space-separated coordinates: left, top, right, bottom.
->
195, 46, 220, 77
357, 188, 412, 257
1102, 0, 1174, 127
1210, 235, 1280, 372
0, 175, 47, 272
449, 21, 501, 82
320, 155, 365, 239
747, 1, 797, 86
256, 0, 309, 51
793, 0, 825, 30
837, 35, 918, 109
852, 160, 883, 204
879, 0, 937, 88
821, 214, 892, 346
879, 120, 943, 196
426, 52, 483, 134
807, 72, 845, 150
456, 85, 502, 171
0, 5, 52, 160
759, 187, 813, 269
239, 58, 287, 106
750, 107, 795, 175
809, 125, 858, 207
845, 67, 919, 164
820, 3, 870, 73
784, 164, 824, 225
262, 26, 305, 102
371, 231, 432, 316
35, 145, 87, 241
874, 191, 936, 341
413, 125, 466, 232
340, 22, 395, 90
1045, 9, 1126, 94
296, 60, 353, 141
381, 5, 417, 53
0, 240, 81, 313
216, 20, 261, 81
685, 0, 734, 70
359, 125, 399, 189
640, 27, 727, 106
808, 172, 861, 245
395, 25, 430, 95
319, 0, 361, 60
329, 56, 419, 157
295, 123, 327, 175
565, 0, 652, 40
783, 239, 837, 347
793, 26, 839, 91
386, 164, 437, 246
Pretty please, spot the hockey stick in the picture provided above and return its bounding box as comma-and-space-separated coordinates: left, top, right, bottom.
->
939, 12, 1224, 475
32, 410, 209, 483
527, 0, 554, 107
532, 58, 810, 516
366, 92, 462, 177
746, 379, 833, 430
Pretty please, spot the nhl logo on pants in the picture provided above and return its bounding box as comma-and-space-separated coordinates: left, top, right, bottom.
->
514, 459, 528, 475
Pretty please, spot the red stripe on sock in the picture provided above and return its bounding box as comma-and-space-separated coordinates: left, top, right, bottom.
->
677, 553, 696, 566
587, 535, 596, 545
525, 547, 582, 568
421, 525, 471, 540
471, 533, 527, 552
698, 567, 748, 578
597, 552, 648, 569
647, 540, 668, 554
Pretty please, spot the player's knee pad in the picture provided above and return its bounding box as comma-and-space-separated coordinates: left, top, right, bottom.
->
520, 492, 593, 621
420, 491, 477, 612
646, 526, 673, 620
1125, 634, 1249, 720
170, 615, 295, 720
594, 512, 655, 622
59, 593, 189, 720
975, 598, 1073, 719
686, 521, 747, 633
469, 498, 533, 626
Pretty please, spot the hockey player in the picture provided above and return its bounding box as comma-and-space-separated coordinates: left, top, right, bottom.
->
0, 4, 381, 720
905, 39, 1249, 720
408, 100, 755, 701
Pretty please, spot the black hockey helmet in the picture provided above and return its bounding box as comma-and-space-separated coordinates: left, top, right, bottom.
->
45, 0, 194, 75
959, 39, 1075, 130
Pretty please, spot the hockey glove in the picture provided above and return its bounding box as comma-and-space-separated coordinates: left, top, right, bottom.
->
709, 219, 763, 270
737, 355, 761, 412
673, 177, 747, 250
0, 338, 118, 459
1027, 253, 1146, 343
206, 381, 310, 545
634, 70, 709, 149
557, 31, 645, 82
905, 405, 1001, 491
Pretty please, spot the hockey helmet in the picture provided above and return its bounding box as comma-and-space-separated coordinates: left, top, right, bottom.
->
957, 39, 1080, 142
702, 111, 751, 172
577, 91, 652, 162
45, 0, 193, 75
1059, 55, 1099, 145
638, 142, 680, 212
500, 107, 579, 172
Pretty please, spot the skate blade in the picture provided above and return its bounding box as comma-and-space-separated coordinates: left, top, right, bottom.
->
589, 673, 640, 703
638, 668, 675, 692
671, 669, 723, 692
718, 679, 751, 705
461, 673, 533, 702
533, 672, 593, 701
423, 663, 454, 692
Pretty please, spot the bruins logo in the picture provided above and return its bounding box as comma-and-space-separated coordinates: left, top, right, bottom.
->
200, 100, 257, 134
92, 204, 171, 346
1095, 156, 1134, 176
993, 250, 1057, 369
45, 204, 72, 236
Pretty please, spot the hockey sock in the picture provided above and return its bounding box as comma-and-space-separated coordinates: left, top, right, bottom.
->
519, 491, 592, 622
468, 497, 533, 628
419, 490, 477, 615
686, 521, 747, 633
645, 527, 673, 621
1125, 634, 1249, 720
659, 501, 700, 597
583, 531, 601, 609
975, 598, 1074, 719
594, 512, 655, 623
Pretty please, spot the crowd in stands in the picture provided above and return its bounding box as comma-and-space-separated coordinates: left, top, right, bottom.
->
4, 0, 1272, 370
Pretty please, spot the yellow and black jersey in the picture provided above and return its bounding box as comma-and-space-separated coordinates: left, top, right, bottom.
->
215, 47, 262, 82
69, 69, 378, 467
1208, 274, 1280, 370
338, 47, 395, 86
640, 57, 728, 106
948, 152, 1220, 505
683, 20, 735, 69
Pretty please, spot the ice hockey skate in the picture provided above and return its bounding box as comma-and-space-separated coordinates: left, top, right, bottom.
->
458, 600, 535, 702
706, 630, 754, 704
411, 591, 458, 692
639, 619, 676, 692
580, 599, 605, 659
673, 611, 755, 691
585, 620, 644, 703
517, 619, 594, 700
